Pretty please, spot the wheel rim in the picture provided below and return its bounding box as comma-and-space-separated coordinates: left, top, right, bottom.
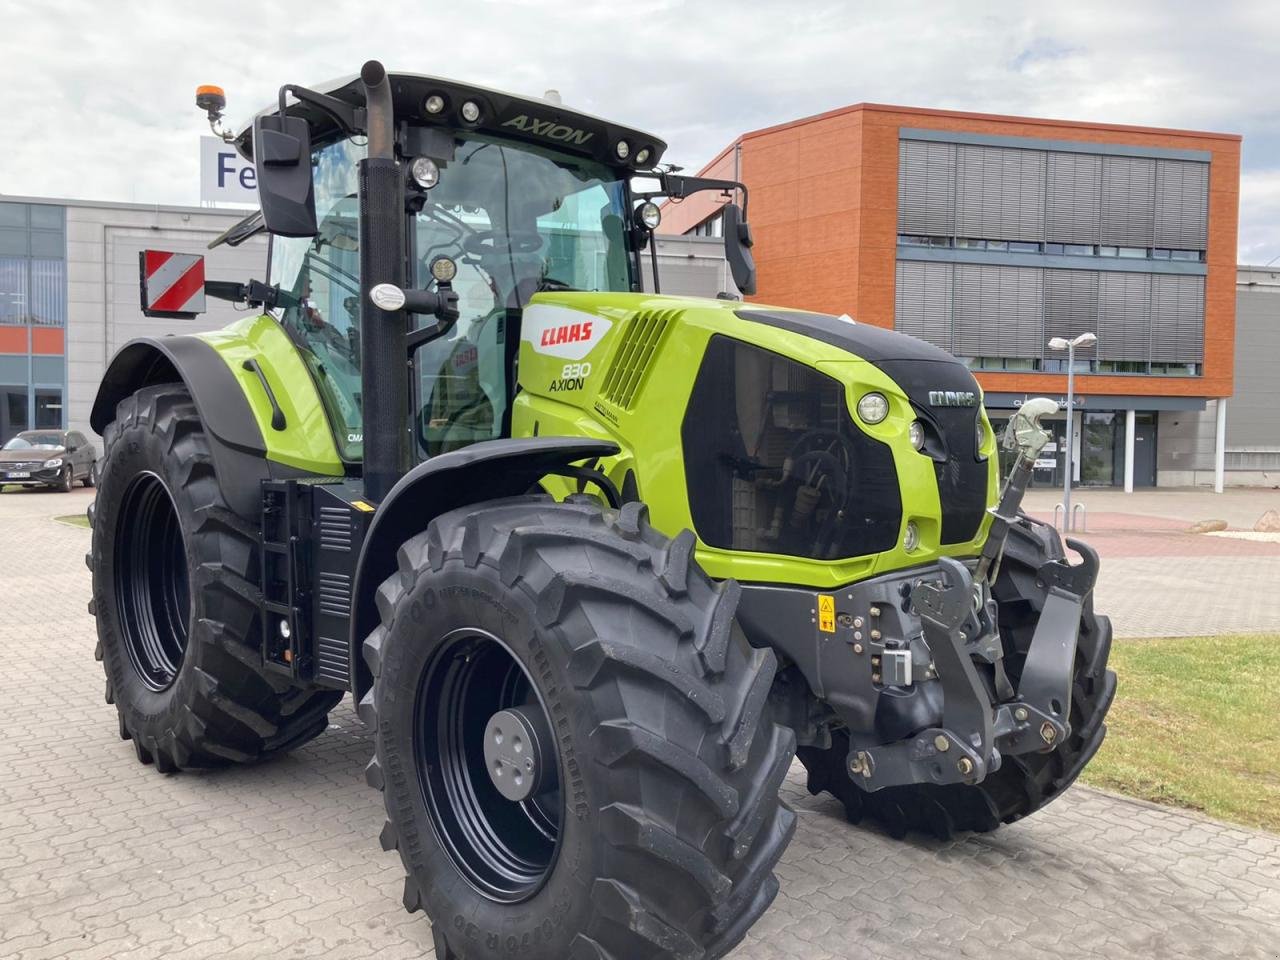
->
415, 628, 563, 904
114, 472, 190, 691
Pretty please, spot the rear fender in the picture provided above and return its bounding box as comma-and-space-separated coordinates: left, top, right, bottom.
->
349, 437, 620, 700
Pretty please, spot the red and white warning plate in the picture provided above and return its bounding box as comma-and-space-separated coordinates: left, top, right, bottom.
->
140, 250, 206, 316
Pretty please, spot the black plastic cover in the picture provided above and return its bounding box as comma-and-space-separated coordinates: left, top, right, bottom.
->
682, 336, 901, 561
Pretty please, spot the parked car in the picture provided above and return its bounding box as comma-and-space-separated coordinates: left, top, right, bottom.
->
0, 430, 97, 492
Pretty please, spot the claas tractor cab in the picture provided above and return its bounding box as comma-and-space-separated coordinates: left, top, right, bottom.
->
87, 61, 1115, 960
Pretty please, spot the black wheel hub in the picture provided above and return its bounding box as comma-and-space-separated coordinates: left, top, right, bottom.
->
415, 629, 562, 904
114, 472, 190, 691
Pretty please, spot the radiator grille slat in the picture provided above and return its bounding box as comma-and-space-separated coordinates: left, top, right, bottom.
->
600, 309, 676, 409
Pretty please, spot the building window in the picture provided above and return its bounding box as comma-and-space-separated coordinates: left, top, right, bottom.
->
1096, 360, 1149, 374
894, 261, 1205, 375
688, 211, 724, 238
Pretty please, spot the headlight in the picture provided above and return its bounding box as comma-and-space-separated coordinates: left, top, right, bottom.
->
903, 521, 920, 552
908, 420, 925, 450
410, 156, 439, 190
45, 458, 63, 468
976, 418, 986, 451
857, 392, 889, 424
636, 201, 661, 231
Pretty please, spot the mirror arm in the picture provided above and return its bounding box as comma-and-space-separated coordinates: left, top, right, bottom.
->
276, 84, 367, 139
205, 279, 295, 311
656, 173, 749, 218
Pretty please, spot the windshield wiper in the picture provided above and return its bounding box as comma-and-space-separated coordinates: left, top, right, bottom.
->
535, 276, 581, 292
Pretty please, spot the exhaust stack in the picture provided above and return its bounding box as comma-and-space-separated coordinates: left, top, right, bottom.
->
356, 60, 408, 503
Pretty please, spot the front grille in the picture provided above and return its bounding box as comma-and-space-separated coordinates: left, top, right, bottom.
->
878, 359, 988, 545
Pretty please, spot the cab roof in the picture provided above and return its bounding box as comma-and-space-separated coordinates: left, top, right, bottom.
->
236, 71, 667, 171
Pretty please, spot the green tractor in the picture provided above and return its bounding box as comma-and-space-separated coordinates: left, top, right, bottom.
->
87, 62, 1115, 960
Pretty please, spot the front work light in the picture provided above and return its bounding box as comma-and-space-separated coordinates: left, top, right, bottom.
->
460, 100, 481, 123
424, 94, 445, 115
410, 156, 439, 190
430, 256, 458, 284
636, 201, 662, 231
857, 392, 889, 425
615, 140, 630, 160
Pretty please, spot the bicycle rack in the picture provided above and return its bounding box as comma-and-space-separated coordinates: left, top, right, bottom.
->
1053, 501, 1087, 533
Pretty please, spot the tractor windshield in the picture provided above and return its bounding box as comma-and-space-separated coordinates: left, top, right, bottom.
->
269, 131, 632, 462
409, 133, 631, 455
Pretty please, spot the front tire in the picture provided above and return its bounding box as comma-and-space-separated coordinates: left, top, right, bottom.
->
57, 464, 72, 492
797, 516, 1117, 840
89, 383, 341, 771
364, 496, 797, 960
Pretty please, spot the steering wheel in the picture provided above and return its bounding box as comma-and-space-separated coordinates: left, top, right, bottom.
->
463, 230, 545, 256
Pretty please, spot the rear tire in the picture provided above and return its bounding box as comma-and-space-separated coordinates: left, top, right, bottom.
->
89, 383, 341, 771
363, 496, 797, 960
797, 516, 1116, 840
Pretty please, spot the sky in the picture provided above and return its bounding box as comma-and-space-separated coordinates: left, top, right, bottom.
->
2, 0, 1278, 262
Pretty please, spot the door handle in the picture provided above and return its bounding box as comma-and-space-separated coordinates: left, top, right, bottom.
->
242, 358, 287, 431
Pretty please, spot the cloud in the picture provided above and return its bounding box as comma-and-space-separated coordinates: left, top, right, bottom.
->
1, 0, 1275, 260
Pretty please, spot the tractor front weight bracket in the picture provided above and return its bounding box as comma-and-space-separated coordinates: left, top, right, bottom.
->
850, 540, 1096, 793
852, 559, 997, 791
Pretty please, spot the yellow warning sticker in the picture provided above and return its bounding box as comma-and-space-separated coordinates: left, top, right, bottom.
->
818, 594, 836, 633
351, 500, 376, 513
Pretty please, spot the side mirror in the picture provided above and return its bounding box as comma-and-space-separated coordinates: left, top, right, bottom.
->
722, 203, 756, 296
139, 250, 207, 318
253, 114, 318, 238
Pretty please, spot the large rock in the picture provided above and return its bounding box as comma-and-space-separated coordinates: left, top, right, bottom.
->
1255, 509, 1280, 532
1187, 519, 1228, 534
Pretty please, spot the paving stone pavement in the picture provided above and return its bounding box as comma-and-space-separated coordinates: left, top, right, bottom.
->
2, 487, 1279, 960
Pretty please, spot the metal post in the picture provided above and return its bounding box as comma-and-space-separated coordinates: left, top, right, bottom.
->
1124, 408, 1136, 493
1063, 344, 1075, 531
1214, 398, 1227, 494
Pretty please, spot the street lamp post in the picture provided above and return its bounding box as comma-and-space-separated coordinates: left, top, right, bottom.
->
1048, 332, 1098, 532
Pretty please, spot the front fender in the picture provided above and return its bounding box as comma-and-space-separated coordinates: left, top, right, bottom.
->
349, 436, 620, 700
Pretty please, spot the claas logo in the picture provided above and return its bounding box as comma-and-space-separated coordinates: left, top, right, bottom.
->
540, 321, 594, 347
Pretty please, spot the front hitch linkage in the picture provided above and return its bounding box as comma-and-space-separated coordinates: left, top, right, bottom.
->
846, 398, 1099, 792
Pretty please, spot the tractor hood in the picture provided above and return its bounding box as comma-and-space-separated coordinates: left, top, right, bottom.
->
735, 309, 963, 365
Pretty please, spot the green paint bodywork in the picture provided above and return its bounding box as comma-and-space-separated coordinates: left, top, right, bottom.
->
194, 295, 996, 591
196, 315, 345, 476
512, 292, 998, 589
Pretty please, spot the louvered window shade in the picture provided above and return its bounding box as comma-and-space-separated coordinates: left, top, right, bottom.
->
1100, 156, 1156, 246
955, 145, 1046, 242
1097, 272, 1151, 362
1045, 152, 1101, 244
894, 261, 953, 351
1150, 275, 1204, 363
952, 264, 1042, 359
1044, 269, 1098, 348
898, 140, 956, 237
1154, 160, 1209, 250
